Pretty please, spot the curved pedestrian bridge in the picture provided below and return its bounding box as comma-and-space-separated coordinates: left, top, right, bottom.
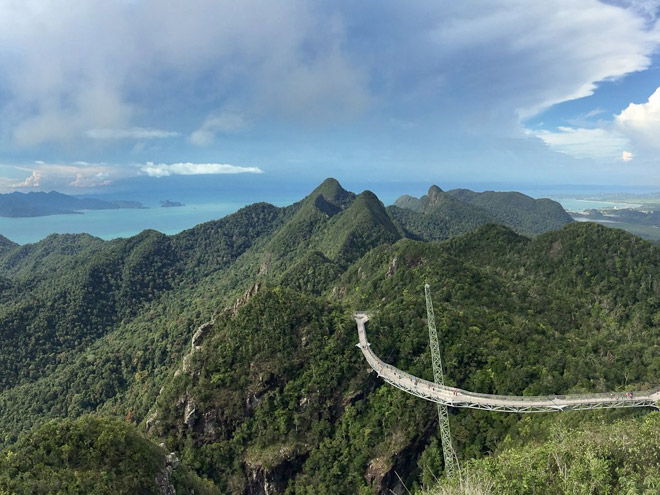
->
355, 313, 660, 413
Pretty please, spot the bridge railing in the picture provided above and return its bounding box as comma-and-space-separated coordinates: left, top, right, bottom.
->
360, 335, 659, 404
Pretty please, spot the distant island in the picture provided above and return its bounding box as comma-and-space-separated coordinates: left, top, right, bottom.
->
0, 191, 147, 218
160, 200, 185, 208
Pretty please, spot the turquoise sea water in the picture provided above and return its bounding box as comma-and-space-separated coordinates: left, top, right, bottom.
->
552, 199, 642, 212
0, 202, 269, 245
0, 177, 652, 246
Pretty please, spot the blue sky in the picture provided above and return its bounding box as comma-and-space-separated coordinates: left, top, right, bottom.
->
0, 0, 660, 194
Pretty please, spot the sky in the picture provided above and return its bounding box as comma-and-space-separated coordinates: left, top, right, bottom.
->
1, 0, 660, 195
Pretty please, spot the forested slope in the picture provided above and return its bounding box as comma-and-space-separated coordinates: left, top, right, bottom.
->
0, 416, 219, 495
391, 185, 572, 240
428, 412, 660, 495
0, 179, 657, 494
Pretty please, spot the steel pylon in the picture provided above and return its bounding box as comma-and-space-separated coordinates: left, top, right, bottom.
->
424, 284, 458, 478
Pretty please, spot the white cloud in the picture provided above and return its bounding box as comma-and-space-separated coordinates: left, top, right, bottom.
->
190, 112, 251, 146
338, 0, 660, 137
609, 0, 660, 20
615, 86, 660, 147
10, 170, 41, 188
11, 84, 133, 146
622, 150, 635, 161
5, 161, 123, 191
534, 126, 630, 160
140, 162, 263, 178
0, 0, 369, 148
85, 127, 179, 140
69, 172, 111, 188
0, 0, 659, 186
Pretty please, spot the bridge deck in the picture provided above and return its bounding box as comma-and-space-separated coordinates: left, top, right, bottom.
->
355, 313, 660, 413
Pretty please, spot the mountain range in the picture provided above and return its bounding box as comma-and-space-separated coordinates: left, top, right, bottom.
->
0, 191, 146, 217
391, 185, 573, 239
0, 179, 656, 495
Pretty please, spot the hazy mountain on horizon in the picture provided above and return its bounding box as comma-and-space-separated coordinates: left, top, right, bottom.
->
0, 190, 146, 217
390, 184, 573, 240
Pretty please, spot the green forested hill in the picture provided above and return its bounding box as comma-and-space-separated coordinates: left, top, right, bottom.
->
392, 185, 573, 240
445, 188, 573, 234
0, 415, 219, 495
0, 179, 658, 494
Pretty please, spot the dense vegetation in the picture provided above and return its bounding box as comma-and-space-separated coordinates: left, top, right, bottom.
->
428, 412, 660, 495
0, 415, 218, 495
0, 178, 658, 494
392, 185, 573, 240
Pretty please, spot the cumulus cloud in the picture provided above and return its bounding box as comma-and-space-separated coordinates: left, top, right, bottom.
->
534, 126, 630, 160
615, 86, 660, 147
10, 170, 41, 188
140, 162, 263, 178
415, 1, 660, 129
5, 161, 123, 191
531, 83, 660, 162
85, 127, 179, 140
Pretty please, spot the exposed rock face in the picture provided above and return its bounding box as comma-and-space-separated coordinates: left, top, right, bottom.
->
377, 426, 435, 495
156, 452, 180, 495
386, 256, 398, 278
426, 185, 444, 205
180, 320, 215, 374
247, 466, 278, 495
183, 399, 197, 428
244, 451, 309, 495
232, 282, 262, 315
192, 320, 214, 348
145, 410, 159, 432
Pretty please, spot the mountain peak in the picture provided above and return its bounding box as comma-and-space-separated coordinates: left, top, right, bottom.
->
427, 185, 444, 205
307, 178, 354, 210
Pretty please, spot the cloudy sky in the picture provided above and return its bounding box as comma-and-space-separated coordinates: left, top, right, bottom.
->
1, 0, 660, 193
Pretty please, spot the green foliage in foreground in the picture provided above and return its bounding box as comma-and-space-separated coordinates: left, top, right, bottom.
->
428, 412, 660, 495
0, 415, 219, 495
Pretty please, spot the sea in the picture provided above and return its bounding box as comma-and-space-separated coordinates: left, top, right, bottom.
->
552, 199, 642, 212
1, 175, 656, 245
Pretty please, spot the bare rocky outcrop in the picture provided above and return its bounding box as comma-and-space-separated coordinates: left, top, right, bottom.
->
366, 425, 436, 495
183, 398, 197, 428
156, 452, 180, 495
244, 447, 309, 495
233, 281, 262, 315
179, 320, 214, 374
386, 256, 398, 278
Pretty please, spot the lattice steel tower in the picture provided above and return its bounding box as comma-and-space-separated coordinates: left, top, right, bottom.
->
424, 284, 458, 478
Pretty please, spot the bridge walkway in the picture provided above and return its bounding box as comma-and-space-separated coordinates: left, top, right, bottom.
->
355, 313, 659, 413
